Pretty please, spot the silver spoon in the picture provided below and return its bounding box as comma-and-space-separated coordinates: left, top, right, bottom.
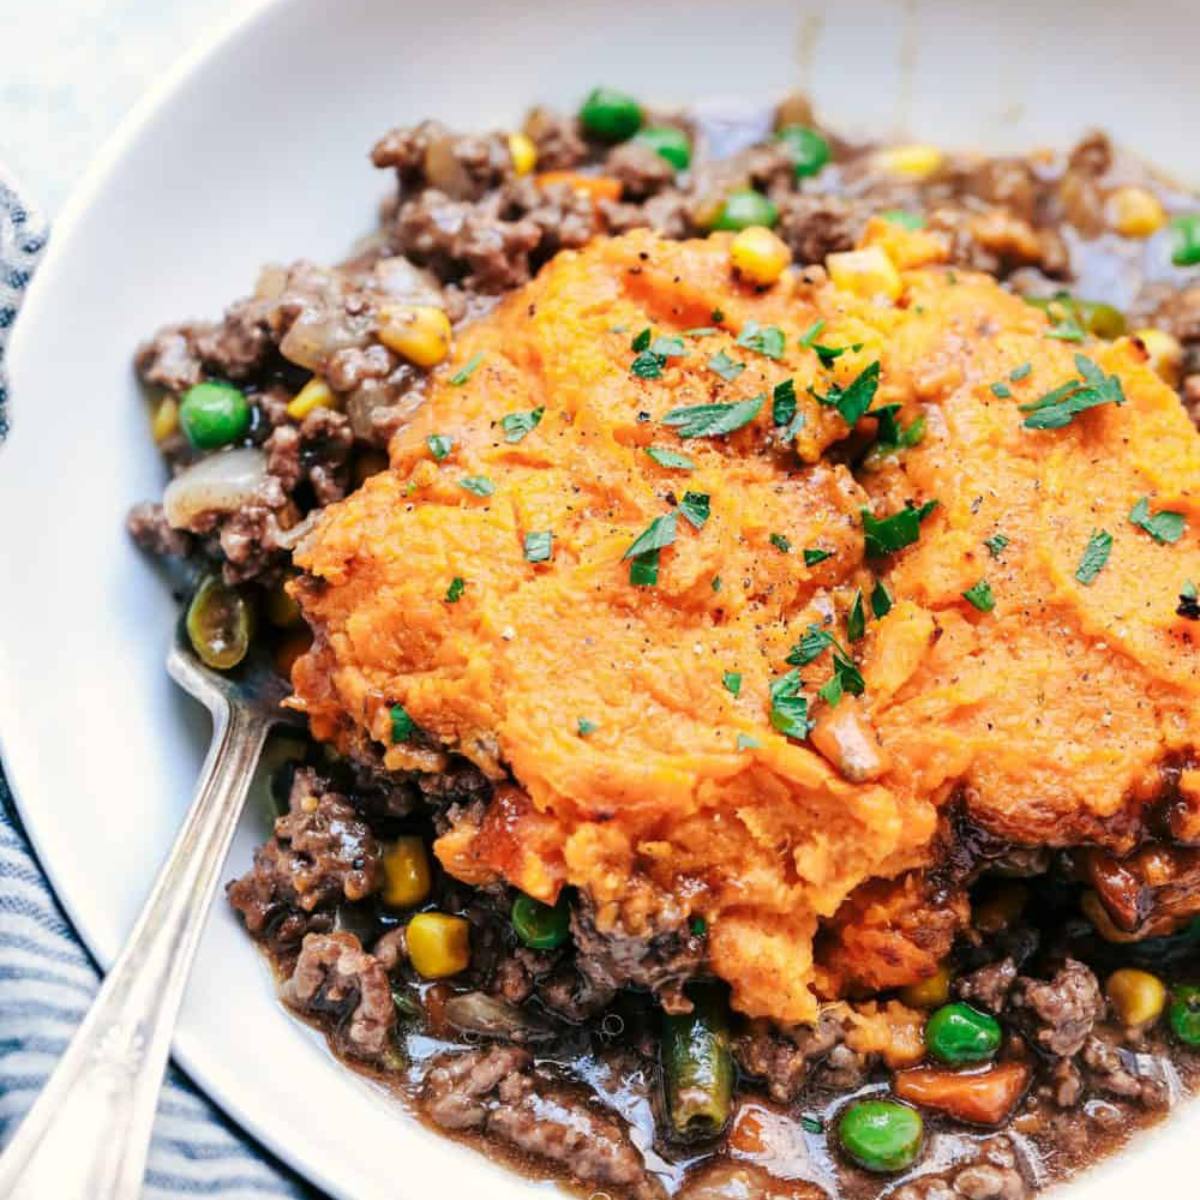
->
0, 618, 299, 1198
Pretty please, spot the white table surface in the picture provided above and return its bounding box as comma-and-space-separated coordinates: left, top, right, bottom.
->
1, 0, 237, 213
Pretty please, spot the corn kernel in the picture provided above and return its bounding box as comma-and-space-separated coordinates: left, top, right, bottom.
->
1134, 326, 1183, 385
382, 836, 433, 908
729, 226, 792, 286
877, 144, 944, 180
1106, 968, 1166, 1026
286, 376, 336, 421
377, 304, 453, 368
151, 396, 179, 444
264, 578, 303, 628
406, 912, 471, 978
827, 245, 902, 301
508, 131, 538, 177
1108, 186, 1168, 238
899, 964, 953, 1009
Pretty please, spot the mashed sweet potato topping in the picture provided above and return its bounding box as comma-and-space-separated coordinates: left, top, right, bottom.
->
291, 224, 1200, 1023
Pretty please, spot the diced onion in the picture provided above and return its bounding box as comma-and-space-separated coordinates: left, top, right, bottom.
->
163, 447, 268, 530
442, 992, 555, 1042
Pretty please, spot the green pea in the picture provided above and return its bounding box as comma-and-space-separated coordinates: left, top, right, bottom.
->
776, 125, 831, 179
634, 126, 691, 171
711, 190, 779, 232
179, 380, 251, 450
186, 575, 251, 671
1168, 984, 1200, 1046
1172, 214, 1200, 267
511, 893, 570, 949
579, 87, 643, 143
837, 1099, 923, 1173
925, 1001, 1003, 1064
1075, 300, 1127, 340
882, 209, 925, 231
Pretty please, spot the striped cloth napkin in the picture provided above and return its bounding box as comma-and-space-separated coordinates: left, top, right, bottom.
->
0, 173, 314, 1198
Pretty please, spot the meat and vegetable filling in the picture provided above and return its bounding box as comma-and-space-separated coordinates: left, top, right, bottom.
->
130, 87, 1200, 1200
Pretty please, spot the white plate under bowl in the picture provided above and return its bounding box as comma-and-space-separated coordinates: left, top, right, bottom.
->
3, 0, 1199, 1196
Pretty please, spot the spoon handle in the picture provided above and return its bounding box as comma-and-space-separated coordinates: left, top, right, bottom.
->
0, 699, 268, 1199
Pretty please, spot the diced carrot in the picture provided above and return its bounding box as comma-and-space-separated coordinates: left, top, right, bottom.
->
893, 1061, 1031, 1126
535, 171, 622, 203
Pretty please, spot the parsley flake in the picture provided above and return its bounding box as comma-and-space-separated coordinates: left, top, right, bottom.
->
736, 321, 786, 360
577, 717, 598, 736
847, 590, 867, 641
1019, 354, 1125, 430
736, 733, 759, 751
663, 394, 763, 438
523, 531, 553, 563
679, 491, 711, 529
501, 407, 544, 443
684, 326, 719, 338
769, 669, 812, 739
645, 446, 695, 470
772, 378, 796, 425
445, 577, 466, 603
624, 513, 678, 560
819, 645, 865, 707
1010, 362, 1032, 382
881, 209, 924, 230
990, 381, 1013, 399
427, 433, 453, 461
707, 349, 745, 381
787, 624, 834, 667
390, 704, 414, 743
769, 532, 792, 553
631, 328, 652, 352
798, 320, 825, 348
810, 361, 881, 427
1074, 529, 1112, 585
459, 476, 495, 497
872, 403, 925, 453
962, 578, 996, 612
862, 501, 938, 556
870, 579, 893, 618
804, 547, 833, 567
629, 551, 660, 587
1130, 496, 1187, 544
449, 352, 484, 386
711, 575, 723, 592
984, 533, 1010, 559
722, 671, 742, 696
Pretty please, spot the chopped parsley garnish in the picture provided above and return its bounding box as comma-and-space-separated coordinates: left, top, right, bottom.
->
1019, 354, 1125, 430
772, 378, 797, 425
390, 703, 414, 743
645, 445, 695, 470
630, 352, 663, 379
707, 350, 745, 381
769, 669, 812, 739
711, 575, 722, 592
801, 1115, 825, 1135
632, 328, 652, 352
1010, 362, 1032, 382
818, 645, 865, 708
501, 406, 544, 443
1129, 496, 1187, 544
736, 733, 759, 751
722, 671, 742, 696
684, 326, 719, 338
445, 577, 465, 603
799, 320, 825, 348
990, 381, 1012, 399
663, 394, 763, 438
871, 579, 893, 618
652, 334, 687, 356
847, 590, 866, 641
962, 578, 995, 612
448, 352, 484, 386
629, 553, 660, 587
1045, 308, 1086, 343
624, 512, 678, 560
679, 491, 711, 529
862, 501, 938, 556
459, 476, 495, 497
769, 532, 792, 553
690, 916, 708, 936
810, 361, 881, 426
984, 533, 1010, 559
711, 308, 725, 323
1179, 592, 1200, 620
804, 547, 833, 567
1074, 529, 1112, 585
631, 333, 688, 378
1184, 580, 1198, 599
736, 320, 786, 360
577, 717, 598, 736
881, 209, 924, 230
427, 433, 453, 461
523, 531, 553, 562
872, 403, 925, 453
787, 624, 834, 667
810, 340, 864, 369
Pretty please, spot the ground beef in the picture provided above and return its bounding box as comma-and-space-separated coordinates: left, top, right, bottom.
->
733, 1008, 852, 1103
283, 931, 395, 1061
1009, 959, 1104, 1058
774, 193, 859, 264
1047, 1056, 1085, 1107
956, 958, 1018, 1014
522, 106, 589, 171
421, 1046, 663, 1199
1081, 1032, 1172, 1108
605, 141, 677, 199
371, 121, 513, 201
570, 897, 705, 1013
135, 327, 206, 393
893, 1138, 1027, 1200
126, 500, 193, 559
227, 767, 382, 953
536, 963, 617, 1023
418, 758, 494, 810
263, 405, 354, 505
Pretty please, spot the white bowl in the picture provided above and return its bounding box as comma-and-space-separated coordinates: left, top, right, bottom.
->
3, 0, 1198, 1196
